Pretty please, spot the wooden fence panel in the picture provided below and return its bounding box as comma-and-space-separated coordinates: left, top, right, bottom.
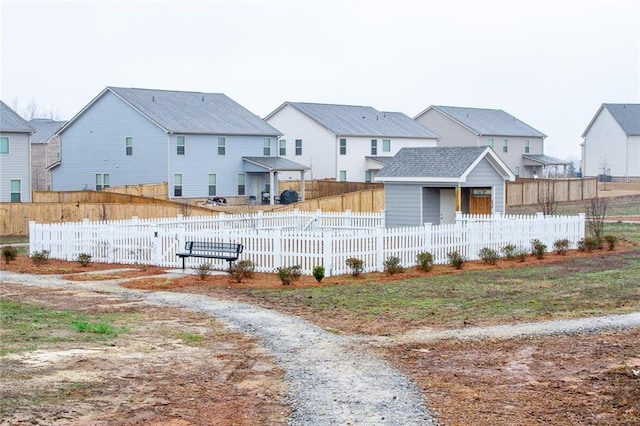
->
105, 182, 168, 199
505, 178, 597, 206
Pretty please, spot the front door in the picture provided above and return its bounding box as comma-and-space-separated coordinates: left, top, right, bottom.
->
439, 189, 456, 224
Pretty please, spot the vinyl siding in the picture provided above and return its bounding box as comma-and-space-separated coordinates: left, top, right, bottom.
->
465, 158, 506, 213
0, 132, 31, 202
384, 183, 423, 227
422, 187, 440, 224
583, 108, 631, 177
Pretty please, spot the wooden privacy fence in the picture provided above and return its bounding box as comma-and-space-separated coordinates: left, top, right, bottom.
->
278, 179, 382, 199
274, 188, 384, 212
105, 182, 168, 199
30, 210, 585, 277
506, 178, 597, 206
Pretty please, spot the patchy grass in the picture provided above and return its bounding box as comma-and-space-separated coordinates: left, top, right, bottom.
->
241, 249, 640, 331
0, 300, 133, 355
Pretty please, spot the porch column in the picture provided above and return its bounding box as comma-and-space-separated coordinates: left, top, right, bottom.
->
300, 170, 306, 201
455, 186, 462, 211
269, 171, 275, 205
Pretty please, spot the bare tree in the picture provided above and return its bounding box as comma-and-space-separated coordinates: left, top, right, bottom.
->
599, 157, 611, 191
586, 196, 608, 242
537, 180, 557, 216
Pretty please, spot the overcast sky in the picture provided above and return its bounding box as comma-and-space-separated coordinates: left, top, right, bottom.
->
2, 0, 639, 162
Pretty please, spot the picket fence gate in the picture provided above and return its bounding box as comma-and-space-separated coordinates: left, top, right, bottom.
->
29, 210, 585, 277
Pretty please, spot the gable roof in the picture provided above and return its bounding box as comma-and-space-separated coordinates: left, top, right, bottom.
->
266, 102, 440, 139
415, 105, 546, 138
29, 118, 66, 144
0, 100, 33, 133
374, 146, 515, 183
582, 103, 640, 137
59, 87, 280, 136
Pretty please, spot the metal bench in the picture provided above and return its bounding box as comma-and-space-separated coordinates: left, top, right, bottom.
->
176, 241, 243, 270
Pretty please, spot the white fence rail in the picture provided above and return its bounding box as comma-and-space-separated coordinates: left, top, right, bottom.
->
29, 210, 585, 277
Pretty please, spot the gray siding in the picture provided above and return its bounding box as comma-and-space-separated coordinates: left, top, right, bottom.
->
0, 132, 31, 202
384, 183, 423, 227
464, 158, 506, 213
422, 187, 440, 224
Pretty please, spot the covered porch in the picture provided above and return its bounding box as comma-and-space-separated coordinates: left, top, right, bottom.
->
522, 154, 572, 178
242, 157, 309, 205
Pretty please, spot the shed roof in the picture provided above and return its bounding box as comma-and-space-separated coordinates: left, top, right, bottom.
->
0, 100, 33, 133
375, 146, 514, 182
29, 118, 66, 144
60, 87, 281, 136
417, 105, 546, 138
268, 102, 439, 138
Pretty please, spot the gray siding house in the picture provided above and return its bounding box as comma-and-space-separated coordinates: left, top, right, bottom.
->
29, 118, 66, 191
414, 106, 568, 178
375, 146, 515, 227
52, 87, 306, 203
0, 100, 33, 202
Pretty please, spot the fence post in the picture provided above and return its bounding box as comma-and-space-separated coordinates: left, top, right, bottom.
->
467, 220, 478, 261
422, 223, 432, 255
107, 224, 115, 263
376, 226, 384, 273
274, 228, 282, 270
82, 218, 90, 256
63, 222, 73, 261
578, 212, 586, 241
323, 228, 333, 277
28, 221, 36, 254
151, 225, 161, 266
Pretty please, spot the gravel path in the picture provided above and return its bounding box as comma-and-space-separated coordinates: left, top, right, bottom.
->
0, 271, 434, 425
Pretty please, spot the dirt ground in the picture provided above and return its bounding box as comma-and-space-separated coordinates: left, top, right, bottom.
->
1, 245, 639, 425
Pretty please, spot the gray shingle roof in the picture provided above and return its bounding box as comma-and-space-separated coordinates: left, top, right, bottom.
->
243, 156, 309, 171
427, 106, 547, 138
376, 146, 490, 178
0, 100, 33, 133
284, 102, 439, 138
29, 119, 66, 144
604, 104, 640, 135
108, 87, 280, 136
522, 154, 571, 165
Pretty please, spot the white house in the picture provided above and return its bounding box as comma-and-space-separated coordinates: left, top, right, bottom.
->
0, 100, 33, 202
264, 102, 440, 182
581, 103, 640, 181
414, 105, 568, 178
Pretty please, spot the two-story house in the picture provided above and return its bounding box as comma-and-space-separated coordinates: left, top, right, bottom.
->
264, 102, 440, 183
581, 103, 640, 181
0, 100, 33, 202
29, 118, 66, 191
52, 87, 307, 203
414, 105, 568, 178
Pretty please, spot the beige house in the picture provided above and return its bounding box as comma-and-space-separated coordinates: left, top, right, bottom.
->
414, 105, 568, 178
29, 118, 65, 190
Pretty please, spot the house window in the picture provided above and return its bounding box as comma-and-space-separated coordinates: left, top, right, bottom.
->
339, 170, 347, 181
263, 138, 271, 156
208, 173, 216, 196
515, 166, 520, 177
503, 139, 508, 153
524, 140, 530, 154
10, 180, 20, 202
218, 137, 226, 155
371, 139, 377, 155
279, 139, 286, 156
237, 173, 246, 195
177, 136, 185, 155
0, 137, 8, 153
173, 174, 183, 197
95, 173, 110, 191
295, 139, 302, 155
340, 138, 347, 155
365, 170, 372, 182
487, 138, 494, 148
382, 139, 391, 152
125, 137, 133, 156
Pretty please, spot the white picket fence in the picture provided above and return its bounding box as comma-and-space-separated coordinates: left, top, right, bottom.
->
29, 210, 585, 276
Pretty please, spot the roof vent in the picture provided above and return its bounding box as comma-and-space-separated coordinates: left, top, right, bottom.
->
152, 96, 155, 102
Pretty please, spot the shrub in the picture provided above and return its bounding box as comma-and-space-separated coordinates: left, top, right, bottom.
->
579, 236, 600, 252
290, 265, 302, 282
383, 256, 404, 275
345, 257, 364, 276
227, 260, 255, 283
416, 251, 433, 272
531, 239, 547, 260
1, 245, 18, 264
447, 251, 465, 269
501, 244, 517, 260
552, 239, 570, 256
30, 250, 50, 266
514, 248, 528, 263
603, 235, 618, 251
195, 263, 213, 281
276, 266, 293, 285
77, 253, 92, 267
312, 265, 325, 283
478, 247, 499, 265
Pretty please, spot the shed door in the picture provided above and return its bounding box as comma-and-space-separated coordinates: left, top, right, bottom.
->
470, 188, 492, 214
440, 189, 456, 224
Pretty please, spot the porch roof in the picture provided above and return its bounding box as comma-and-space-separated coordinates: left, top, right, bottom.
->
242, 156, 309, 172
522, 154, 571, 166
